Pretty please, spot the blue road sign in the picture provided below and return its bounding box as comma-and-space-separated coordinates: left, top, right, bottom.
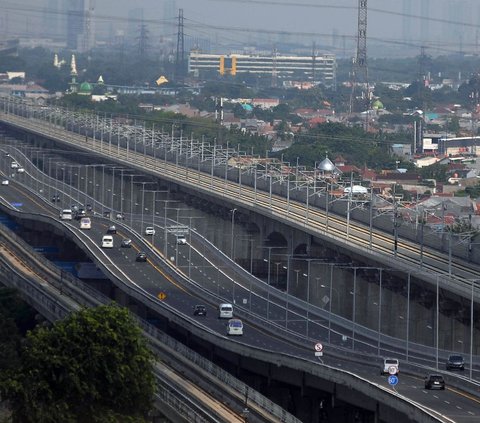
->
388, 375, 399, 386
11, 202, 23, 207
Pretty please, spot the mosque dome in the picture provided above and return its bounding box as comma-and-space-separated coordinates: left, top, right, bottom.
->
78, 81, 92, 95
317, 156, 335, 172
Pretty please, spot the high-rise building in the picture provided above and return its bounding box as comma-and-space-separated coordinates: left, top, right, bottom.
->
66, 0, 85, 50
66, 0, 95, 52
43, 0, 60, 39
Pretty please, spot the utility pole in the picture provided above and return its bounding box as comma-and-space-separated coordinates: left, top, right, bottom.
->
349, 0, 369, 130
175, 8, 185, 83
416, 46, 429, 154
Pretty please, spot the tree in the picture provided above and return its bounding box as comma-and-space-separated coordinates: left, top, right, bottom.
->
0, 304, 156, 423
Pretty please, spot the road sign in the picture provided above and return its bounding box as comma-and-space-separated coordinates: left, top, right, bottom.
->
314, 342, 323, 352
158, 292, 167, 300
388, 375, 398, 386
167, 224, 189, 235
315, 352, 323, 357
11, 202, 23, 207
388, 366, 398, 375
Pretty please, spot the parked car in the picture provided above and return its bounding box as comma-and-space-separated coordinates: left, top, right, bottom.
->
424, 374, 445, 390
144, 226, 155, 236
381, 358, 399, 375
135, 252, 147, 262
446, 354, 465, 371
121, 238, 132, 248
107, 225, 117, 234
193, 305, 207, 316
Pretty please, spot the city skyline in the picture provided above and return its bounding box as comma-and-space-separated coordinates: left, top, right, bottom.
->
0, 0, 479, 57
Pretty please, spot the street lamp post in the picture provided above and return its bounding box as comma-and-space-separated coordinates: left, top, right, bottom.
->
470, 279, 476, 380
230, 208, 237, 259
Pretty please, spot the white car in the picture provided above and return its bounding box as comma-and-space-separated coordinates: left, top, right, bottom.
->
1, 179, 9, 185
10, 161, 19, 169
144, 226, 155, 235
226, 319, 244, 336
79, 217, 91, 230
101, 235, 114, 248
16, 167, 25, 173
176, 235, 187, 245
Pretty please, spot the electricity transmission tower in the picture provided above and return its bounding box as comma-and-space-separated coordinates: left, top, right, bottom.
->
175, 8, 185, 82
137, 22, 149, 59
349, 0, 370, 129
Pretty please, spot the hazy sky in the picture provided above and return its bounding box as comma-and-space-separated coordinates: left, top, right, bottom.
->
1, 1, 478, 57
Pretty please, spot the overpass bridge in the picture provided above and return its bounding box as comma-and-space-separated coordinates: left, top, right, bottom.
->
1, 98, 480, 358
0, 192, 299, 423
0, 98, 473, 420
0, 149, 469, 423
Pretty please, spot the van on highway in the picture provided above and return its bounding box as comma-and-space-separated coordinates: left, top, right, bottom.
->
101, 235, 114, 248
381, 358, 399, 375
219, 303, 233, 319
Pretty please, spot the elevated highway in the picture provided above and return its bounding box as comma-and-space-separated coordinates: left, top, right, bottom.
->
1, 102, 480, 358
0, 186, 297, 423
0, 124, 479, 421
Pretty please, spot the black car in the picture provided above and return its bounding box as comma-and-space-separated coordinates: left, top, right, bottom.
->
193, 305, 207, 316
121, 238, 132, 248
51, 194, 60, 202
135, 252, 147, 262
103, 210, 111, 218
75, 209, 86, 220
106, 225, 117, 234
446, 354, 465, 371
86, 204, 93, 212
424, 374, 445, 390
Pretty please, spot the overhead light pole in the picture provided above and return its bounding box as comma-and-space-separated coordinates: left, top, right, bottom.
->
230, 208, 237, 259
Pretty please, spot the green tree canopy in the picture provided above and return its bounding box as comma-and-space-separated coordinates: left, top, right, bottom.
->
0, 304, 156, 423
